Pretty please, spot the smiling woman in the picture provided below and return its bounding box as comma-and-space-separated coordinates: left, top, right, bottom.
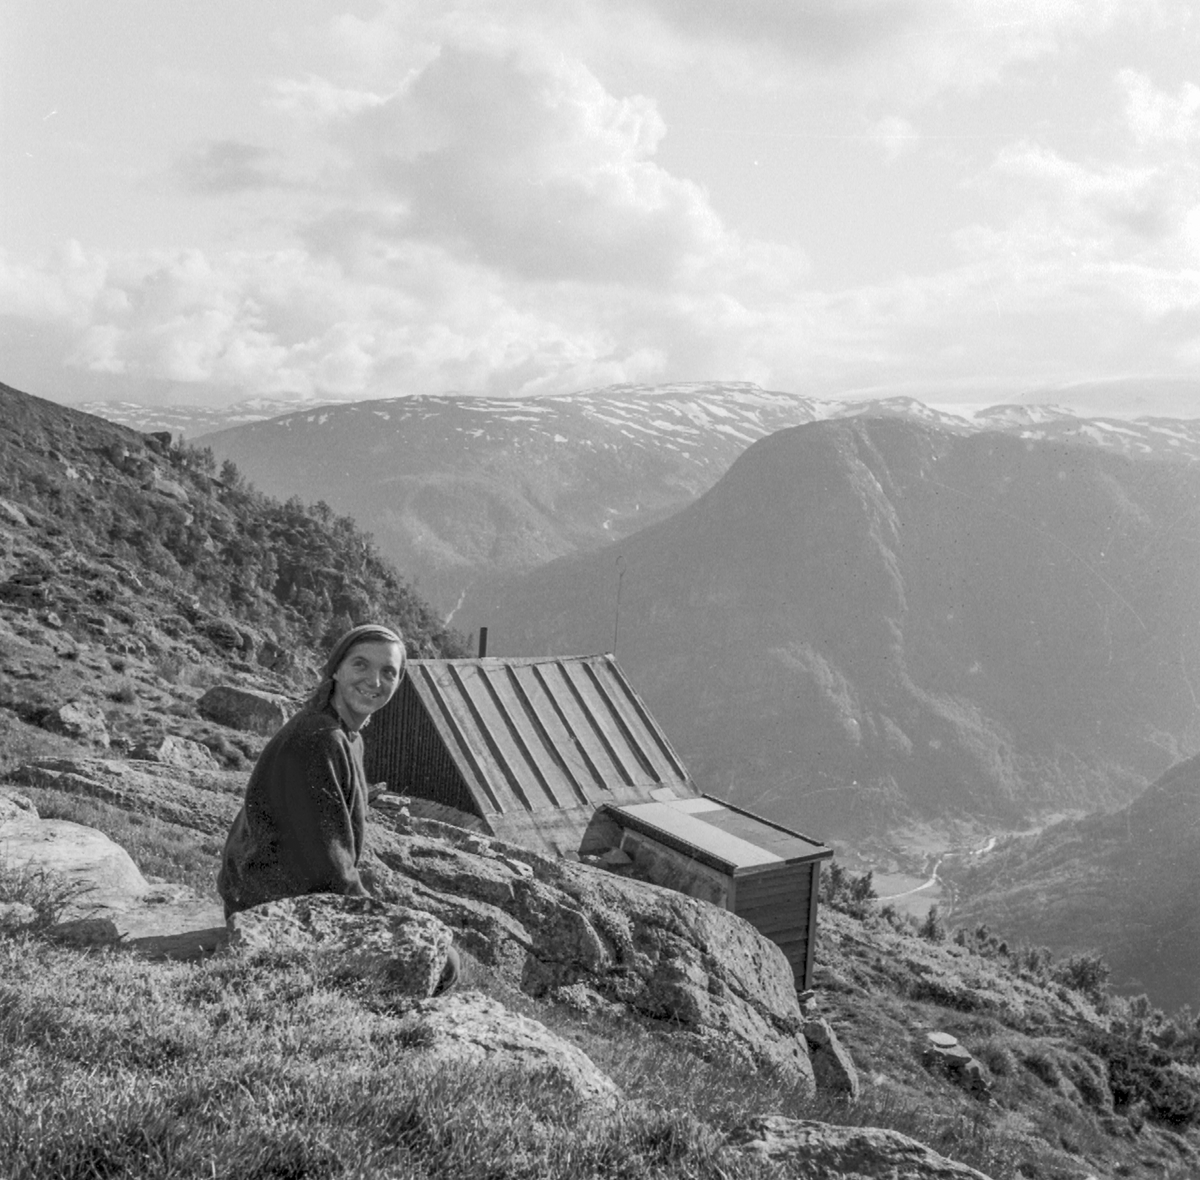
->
216, 624, 407, 919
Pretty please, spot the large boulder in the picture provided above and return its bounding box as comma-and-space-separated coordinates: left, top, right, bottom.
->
398, 991, 620, 1109
0, 784, 225, 955
0, 787, 150, 912
197, 685, 292, 735
728, 1115, 996, 1179
227, 894, 454, 998
362, 814, 815, 1087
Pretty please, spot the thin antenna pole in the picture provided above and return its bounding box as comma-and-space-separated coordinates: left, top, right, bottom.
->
613, 555, 626, 655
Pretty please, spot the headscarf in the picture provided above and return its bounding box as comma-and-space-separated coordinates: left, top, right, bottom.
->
304, 623, 407, 715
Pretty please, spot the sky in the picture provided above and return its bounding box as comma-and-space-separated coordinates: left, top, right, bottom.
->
2, 0, 1200, 419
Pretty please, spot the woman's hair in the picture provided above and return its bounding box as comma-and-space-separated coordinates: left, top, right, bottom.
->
304, 623, 407, 715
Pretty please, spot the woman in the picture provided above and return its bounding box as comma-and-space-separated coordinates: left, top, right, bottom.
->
217, 623, 407, 918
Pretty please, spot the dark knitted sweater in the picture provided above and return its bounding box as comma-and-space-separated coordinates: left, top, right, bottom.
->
217, 702, 370, 914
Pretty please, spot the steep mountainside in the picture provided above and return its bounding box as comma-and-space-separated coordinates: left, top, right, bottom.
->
0, 380, 464, 770
945, 751, 1200, 1014
464, 417, 1200, 841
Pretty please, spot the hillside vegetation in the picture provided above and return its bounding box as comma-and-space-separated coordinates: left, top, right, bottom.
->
945, 750, 1200, 1014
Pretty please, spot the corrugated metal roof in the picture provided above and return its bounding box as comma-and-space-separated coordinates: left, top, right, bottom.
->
404, 654, 696, 817
608, 796, 832, 876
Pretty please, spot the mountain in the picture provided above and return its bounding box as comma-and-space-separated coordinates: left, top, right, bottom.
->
0, 379, 464, 769
71, 394, 329, 439
89, 384, 1200, 619
196, 383, 832, 613
945, 751, 1200, 1013
462, 416, 1200, 843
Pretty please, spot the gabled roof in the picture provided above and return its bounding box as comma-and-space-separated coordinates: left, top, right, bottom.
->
404, 654, 697, 818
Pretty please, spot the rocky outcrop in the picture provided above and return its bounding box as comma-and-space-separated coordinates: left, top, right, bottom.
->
228, 894, 454, 998
804, 1015, 861, 1100
728, 1115, 995, 1179
9, 757, 244, 836
130, 734, 221, 771
197, 684, 292, 735
362, 814, 815, 1088
40, 701, 110, 747
397, 991, 620, 1109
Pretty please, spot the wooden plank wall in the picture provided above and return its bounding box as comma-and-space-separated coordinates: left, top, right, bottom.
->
363, 684, 481, 819
735, 862, 815, 988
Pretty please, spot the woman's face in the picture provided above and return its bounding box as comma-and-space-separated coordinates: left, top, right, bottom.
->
331, 640, 405, 730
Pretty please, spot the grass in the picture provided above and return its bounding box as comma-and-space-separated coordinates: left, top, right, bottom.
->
0, 856, 96, 930
0, 937, 790, 1180
0, 921, 1091, 1180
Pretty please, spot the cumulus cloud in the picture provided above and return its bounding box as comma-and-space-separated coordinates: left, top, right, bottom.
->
321, 46, 732, 287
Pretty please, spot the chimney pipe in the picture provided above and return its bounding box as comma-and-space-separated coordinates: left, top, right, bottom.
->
478, 626, 488, 658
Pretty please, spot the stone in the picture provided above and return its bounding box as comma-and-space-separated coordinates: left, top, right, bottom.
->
0, 497, 30, 527
227, 894, 455, 998
805, 1018, 861, 1100
927, 1031, 960, 1049
728, 1116, 996, 1179
41, 701, 110, 747
131, 734, 221, 771
398, 991, 620, 1110
0, 803, 149, 912
150, 474, 190, 503
197, 684, 292, 735
48, 916, 122, 947
362, 815, 815, 1088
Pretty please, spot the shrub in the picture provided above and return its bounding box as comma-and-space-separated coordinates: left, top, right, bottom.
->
1052, 952, 1111, 1005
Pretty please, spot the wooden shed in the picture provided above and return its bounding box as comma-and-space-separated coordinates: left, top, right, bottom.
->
605, 795, 831, 989
362, 653, 832, 988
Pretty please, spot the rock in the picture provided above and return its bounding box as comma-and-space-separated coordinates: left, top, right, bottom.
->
362, 815, 815, 1088
923, 1031, 991, 1097
0, 902, 37, 929
0, 802, 150, 913
197, 684, 292, 735
805, 1017, 860, 1100
227, 895, 455, 998
0, 497, 29, 527
41, 701, 110, 747
150, 474, 190, 503
398, 991, 620, 1109
131, 734, 221, 771
10, 757, 244, 836
48, 916, 122, 947
728, 1115, 996, 1179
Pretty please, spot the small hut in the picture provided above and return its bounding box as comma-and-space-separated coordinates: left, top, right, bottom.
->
363, 653, 832, 988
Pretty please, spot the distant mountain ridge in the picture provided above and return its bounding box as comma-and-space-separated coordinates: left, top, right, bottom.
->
84, 383, 1200, 614
463, 416, 1200, 845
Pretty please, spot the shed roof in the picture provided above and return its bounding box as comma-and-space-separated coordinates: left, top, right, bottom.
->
608, 795, 832, 877
404, 654, 697, 818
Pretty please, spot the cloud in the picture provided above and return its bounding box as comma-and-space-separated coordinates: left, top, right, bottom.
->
324, 46, 734, 288
175, 140, 283, 194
